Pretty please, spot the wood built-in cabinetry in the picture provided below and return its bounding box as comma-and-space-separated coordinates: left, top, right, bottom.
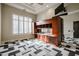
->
34, 16, 63, 46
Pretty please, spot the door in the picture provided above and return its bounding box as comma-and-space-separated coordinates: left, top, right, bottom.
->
73, 21, 79, 38
58, 18, 64, 45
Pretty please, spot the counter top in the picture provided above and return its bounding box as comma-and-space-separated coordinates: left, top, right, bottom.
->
35, 33, 57, 37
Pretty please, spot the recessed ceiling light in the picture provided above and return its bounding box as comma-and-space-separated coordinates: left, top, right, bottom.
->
46, 5, 48, 7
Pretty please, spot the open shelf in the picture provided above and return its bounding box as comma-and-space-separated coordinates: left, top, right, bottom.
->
36, 23, 52, 28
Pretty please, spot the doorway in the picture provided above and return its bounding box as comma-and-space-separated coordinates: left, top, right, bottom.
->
73, 21, 79, 38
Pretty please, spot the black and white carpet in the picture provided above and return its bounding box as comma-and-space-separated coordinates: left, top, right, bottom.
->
0, 39, 79, 56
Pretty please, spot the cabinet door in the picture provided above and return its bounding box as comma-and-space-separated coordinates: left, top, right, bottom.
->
40, 35, 42, 41
44, 36, 49, 43
37, 35, 39, 39
52, 18, 59, 36
42, 35, 45, 42
54, 37, 58, 46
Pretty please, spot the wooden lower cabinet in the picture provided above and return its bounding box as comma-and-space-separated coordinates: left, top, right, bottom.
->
37, 34, 59, 46
37, 34, 49, 43
48, 36, 58, 46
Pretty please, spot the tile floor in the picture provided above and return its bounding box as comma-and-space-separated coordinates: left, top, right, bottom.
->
0, 39, 79, 56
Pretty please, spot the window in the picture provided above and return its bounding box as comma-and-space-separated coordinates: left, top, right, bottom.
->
19, 16, 23, 34
13, 14, 32, 35
28, 18, 32, 33
24, 17, 29, 33
13, 15, 18, 34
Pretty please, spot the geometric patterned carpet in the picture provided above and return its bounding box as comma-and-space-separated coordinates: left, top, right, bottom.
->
0, 39, 79, 56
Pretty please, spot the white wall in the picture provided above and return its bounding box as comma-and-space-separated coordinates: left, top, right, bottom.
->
37, 3, 79, 41
0, 4, 1, 45
61, 12, 79, 40
37, 8, 55, 21
61, 3, 79, 40
1, 4, 36, 43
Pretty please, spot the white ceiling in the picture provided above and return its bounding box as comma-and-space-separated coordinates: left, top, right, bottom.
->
6, 3, 60, 14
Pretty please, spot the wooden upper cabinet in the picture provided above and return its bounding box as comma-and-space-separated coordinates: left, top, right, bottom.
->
36, 19, 53, 25
52, 17, 61, 37
35, 16, 61, 36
